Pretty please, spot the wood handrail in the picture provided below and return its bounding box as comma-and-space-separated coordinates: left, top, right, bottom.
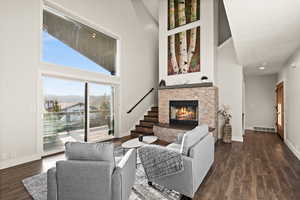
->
127, 88, 154, 114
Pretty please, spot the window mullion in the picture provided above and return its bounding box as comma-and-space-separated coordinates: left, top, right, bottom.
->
167, 20, 201, 36
84, 82, 89, 142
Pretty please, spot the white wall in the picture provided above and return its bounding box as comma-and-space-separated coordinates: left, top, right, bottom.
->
48, 0, 159, 136
0, 0, 158, 169
0, 0, 41, 168
245, 74, 277, 130
217, 39, 243, 142
159, 0, 219, 85
278, 48, 300, 160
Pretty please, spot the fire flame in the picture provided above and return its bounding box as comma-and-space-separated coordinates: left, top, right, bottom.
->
176, 107, 195, 120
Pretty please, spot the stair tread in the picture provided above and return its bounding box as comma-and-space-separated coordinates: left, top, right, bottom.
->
144, 115, 158, 118
130, 107, 158, 137
148, 111, 158, 113
140, 120, 156, 122
151, 107, 159, 111
136, 124, 153, 128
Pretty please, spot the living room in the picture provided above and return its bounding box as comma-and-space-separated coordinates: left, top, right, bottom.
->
1, 0, 300, 200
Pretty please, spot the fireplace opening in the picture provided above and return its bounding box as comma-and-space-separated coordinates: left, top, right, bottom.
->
169, 100, 198, 126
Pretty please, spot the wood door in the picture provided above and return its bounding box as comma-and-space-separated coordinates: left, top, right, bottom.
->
276, 82, 284, 140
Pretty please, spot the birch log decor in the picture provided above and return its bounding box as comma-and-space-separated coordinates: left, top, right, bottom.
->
187, 0, 197, 69
178, 0, 189, 73
167, 0, 200, 76
169, 0, 179, 74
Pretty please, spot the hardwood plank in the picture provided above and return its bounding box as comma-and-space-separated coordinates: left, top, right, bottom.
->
1, 131, 300, 200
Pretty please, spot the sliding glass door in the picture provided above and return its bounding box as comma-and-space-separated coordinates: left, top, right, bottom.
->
43, 76, 114, 154
88, 83, 114, 142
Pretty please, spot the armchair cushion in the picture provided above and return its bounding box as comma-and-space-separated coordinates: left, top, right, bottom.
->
167, 143, 181, 153
180, 124, 209, 155
56, 160, 114, 200
65, 142, 114, 165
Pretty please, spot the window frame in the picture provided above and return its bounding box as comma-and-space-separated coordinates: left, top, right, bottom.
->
37, 1, 122, 156
41, 3, 121, 77
42, 75, 116, 155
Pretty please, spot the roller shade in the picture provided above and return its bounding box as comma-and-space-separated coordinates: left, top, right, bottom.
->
43, 9, 117, 75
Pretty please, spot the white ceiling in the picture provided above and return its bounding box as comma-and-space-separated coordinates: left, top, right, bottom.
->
141, 0, 160, 22
224, 0, 300, 75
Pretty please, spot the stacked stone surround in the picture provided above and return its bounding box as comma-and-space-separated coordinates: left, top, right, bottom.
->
157, 86, 219, 140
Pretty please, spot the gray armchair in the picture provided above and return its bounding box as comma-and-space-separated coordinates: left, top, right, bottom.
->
47, 142, 136, 200
148, 125, 214, 199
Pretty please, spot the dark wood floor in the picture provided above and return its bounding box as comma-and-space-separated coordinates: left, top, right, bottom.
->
1, 131, 300, 200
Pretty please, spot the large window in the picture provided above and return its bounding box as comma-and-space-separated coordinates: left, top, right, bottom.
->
43, 76, 114, 154
42, 8, 117, 75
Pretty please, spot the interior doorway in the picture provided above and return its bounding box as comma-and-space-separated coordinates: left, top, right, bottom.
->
276, 82, 284, 140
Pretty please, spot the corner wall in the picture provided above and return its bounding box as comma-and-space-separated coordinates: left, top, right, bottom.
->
216, 39, 243, 142
278, 48, 300, 160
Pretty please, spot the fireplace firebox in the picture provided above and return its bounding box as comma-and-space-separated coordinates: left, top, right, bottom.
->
169, 100, 198, 126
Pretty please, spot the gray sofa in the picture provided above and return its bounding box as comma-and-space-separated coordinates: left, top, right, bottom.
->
149, 124, 215, 199
47, 142, 136, 200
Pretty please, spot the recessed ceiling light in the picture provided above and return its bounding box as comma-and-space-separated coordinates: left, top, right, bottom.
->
258, 66, 265, 70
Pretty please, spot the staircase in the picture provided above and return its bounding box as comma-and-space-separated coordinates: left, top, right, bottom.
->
130, 106, 158, 137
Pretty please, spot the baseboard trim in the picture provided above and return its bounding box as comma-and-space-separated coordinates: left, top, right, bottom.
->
0, 154, 41, 170
285, 139, 300, 160
232, 136, 244, 143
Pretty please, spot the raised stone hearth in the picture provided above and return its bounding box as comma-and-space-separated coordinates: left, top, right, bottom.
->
153, 123, 196, 143
156, 85, 218, 141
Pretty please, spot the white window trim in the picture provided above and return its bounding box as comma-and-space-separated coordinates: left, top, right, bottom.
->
167, 20, 201, 36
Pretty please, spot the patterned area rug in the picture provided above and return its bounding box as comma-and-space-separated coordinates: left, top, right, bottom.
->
22, 147, 180, 200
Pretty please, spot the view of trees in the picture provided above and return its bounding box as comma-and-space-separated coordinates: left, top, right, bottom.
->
43, 94, 112, 139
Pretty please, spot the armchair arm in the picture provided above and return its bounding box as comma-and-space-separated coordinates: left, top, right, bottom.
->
152, 155, 194, 197
47, 167, 57, 200
175, 133, 185, 144
112, 149, 137, 200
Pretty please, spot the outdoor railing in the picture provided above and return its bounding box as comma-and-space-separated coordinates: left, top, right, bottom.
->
43, 110, 111, 139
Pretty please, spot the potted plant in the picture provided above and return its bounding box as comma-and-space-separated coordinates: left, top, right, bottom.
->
218, 105, 232, 143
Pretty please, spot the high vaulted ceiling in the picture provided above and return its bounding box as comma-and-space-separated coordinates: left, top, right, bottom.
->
141, 0, 159, 22
224, 0, 300, 75
140, 0, 300, 75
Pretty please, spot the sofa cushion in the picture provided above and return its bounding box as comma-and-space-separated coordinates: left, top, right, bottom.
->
65, 142, 114, 164
180, 124, 209, 155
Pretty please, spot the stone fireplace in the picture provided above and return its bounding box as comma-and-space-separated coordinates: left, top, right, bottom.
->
154, 83, 218, 142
